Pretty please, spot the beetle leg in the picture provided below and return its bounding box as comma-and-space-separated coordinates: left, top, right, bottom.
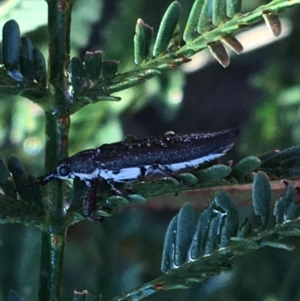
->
154, 164, 193, 187
83, 180, 98, 219
107, 180, 129, 196
149, 163, 181, 182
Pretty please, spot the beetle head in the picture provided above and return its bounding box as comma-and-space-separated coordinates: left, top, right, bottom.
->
39, 158, 73, 185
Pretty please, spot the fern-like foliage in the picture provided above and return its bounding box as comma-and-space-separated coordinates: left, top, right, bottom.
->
0, 1, 298, 113
107, 171, 300, 301
0, 1, 300, 300
68, 0, 296, 113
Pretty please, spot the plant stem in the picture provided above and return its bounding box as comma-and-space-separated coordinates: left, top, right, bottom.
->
38, 1, 75, 300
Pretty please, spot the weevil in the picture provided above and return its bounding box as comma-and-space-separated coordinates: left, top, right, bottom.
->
32, 128, 239, 218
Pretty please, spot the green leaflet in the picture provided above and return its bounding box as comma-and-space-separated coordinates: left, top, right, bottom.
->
213, 191, 239, 247
189, 204, 214, 258
7, 156, 43, 208
273, 181, 294, 224
226, 0, 242, 18
204, 213, 222, 254
2, 20, 47, 85
252, 171, 271, 228
7, 156, 31, 203
2, 20, 20, 71
0, 193, 45, 227
134, 19, 153, 64
195, 164, 231, 184
153, 1, 182, 56
231, 156, 261, 178
238, 218, 253, 238
19, 36, 35, 81
285, 202, 300, 221
213, 0, 227, 26
101, 60, 119, 81
161, 215, 178, 273
175, 203, 196, 266
70, 57, 85, 92
183, 0, 205, 42
159, 175, 300, 293
178, 173, 198, 186
260, 145, 300, 168
84, 51, 102, 81
197, 0, 212, 34
33, 47, 46, 87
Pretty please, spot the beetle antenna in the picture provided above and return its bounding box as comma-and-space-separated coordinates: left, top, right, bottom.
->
14, 178, 42, 193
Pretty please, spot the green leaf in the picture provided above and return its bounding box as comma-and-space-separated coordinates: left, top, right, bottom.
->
177, 173, 198, 186
106, 195, 130, 207
84, 51, 102, 81
285, 202, 300, 220
101, 60, 119, 80
133, 176, 180, 197
19, 36, 35, 81
204, 213, 222, 254
260, 145, 300, 168
231, 156, 261, 178
195, 164, 231, 184
125, 194, 146, 204
238, 218, 253, 238
7, 156, 31, 202
153, 1, 182, 56
197, 0, 212, 34
213, 191, 239, 247
258, 149, 279, 162
7, 156, 43, 208
226, 0, 242, 18
2, 19, 20, 71
175, 203, 195, 266
212, 0, 226, 26
33, 47, 46, 87
280, 156, 300, 168
70, 57, 84, 92
183, 0, 205, 42
252, 171, 271, 227
167, 23, 181, 52
134, 18, 153, 64
188, 204, 214, 258
0, 193, 45, 227
161, 215, 178, 273
273, 180, 294, 224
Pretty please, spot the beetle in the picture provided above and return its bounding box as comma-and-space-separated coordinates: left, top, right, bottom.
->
34, 128, 238, 218
40, 128, 238, 186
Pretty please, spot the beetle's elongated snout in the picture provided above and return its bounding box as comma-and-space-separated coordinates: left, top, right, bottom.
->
39, 172, 57, 185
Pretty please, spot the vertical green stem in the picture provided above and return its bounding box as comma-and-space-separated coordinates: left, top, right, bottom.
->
38, 1, 75, 300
